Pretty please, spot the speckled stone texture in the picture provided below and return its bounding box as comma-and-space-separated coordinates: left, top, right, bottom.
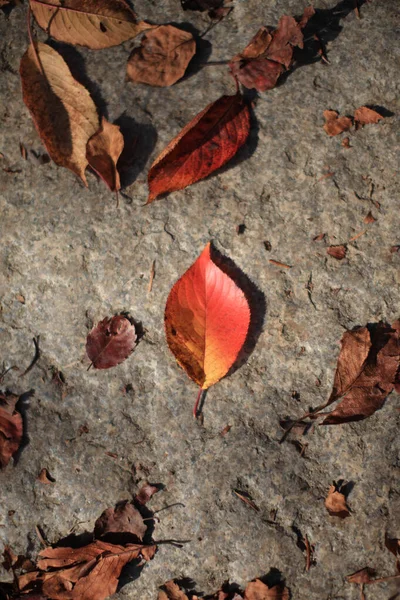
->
0, 1, 399, 599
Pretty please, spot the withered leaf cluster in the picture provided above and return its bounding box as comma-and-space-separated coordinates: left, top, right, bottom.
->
323, 106, 384, 136
159, 578, 290, 600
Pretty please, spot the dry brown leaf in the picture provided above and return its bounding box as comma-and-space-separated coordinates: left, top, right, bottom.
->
135, 482, 159, 505
86, 315, 137, 369
94, 501, 146, 542
86, 117, 124, 192
385, 535, 400, 572
342, 136, 351, 148
347, 567, 374, 584
127, 25, 196, 87
37, 468, 55, 484
364, 211, 376, 224
20, 43, 99, 185
323, 110, 353, 136
0, 392, 23, 469
244, 579, 289, 599
30, 0, 152, 50
354, 106, 383, 126
158, 580, 189, 600
327, 245, 347, 260
325, 484, 350, 518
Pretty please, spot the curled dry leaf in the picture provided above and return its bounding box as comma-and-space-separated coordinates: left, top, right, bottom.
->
147, 92, 250, 202
127, 25, 196, 87
86, 315, 137, 369
29, 0, 152, 50
354, 106, 383, 126
229, 8, 315, 92
94, 500, 147, 542
20, 43, 99, 185
165, 243, 250, 409
327, 245, 347, 260
86, 117, 124, 192
323, 110, 353, 136
244, 580, 289, 600
322, 322, 400, 424
0, 392, 23, 469
324, 484, 350, 518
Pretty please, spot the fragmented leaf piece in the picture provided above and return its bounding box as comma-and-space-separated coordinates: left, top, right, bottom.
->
323, 110, 353, 136
37, 468, 55, 484
19, 541, 156, 600
158, 580, 189, 600
127, 25, 196, 87
322, 322, 400, 424
244, 579, 289, 599
347, 567, 374, 584
354, 106, 383, 126
135, 482, 159, 505
229, 8, 315, 92
385, 535, 400, 572
29, 0, 152, 50
94, 501, 147, 542
86, 117, 124, 192
165, 243, 251, 393
324, 484, 350, 518
148, 93, 250, 202
86, 315, 137, 369
20, 43, 99, 185
0, 392, 23, 469
327, 245, 347, 260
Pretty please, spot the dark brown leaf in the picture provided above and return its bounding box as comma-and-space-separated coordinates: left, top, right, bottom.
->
0, 391, 23, 469
324, 484, 350, 518
127, 25, 196, 87
323, 110, 353, 136
347, 567, 375, 584
94, 500, 146, 542
354, 106, 384, 126
86, 117, 124, 192
327, 245, 347, 260
86, 315, 137, 369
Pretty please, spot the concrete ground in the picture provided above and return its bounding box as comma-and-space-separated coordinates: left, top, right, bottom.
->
0, 0, 399, 599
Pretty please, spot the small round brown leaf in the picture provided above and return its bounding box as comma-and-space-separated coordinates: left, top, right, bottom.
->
86, 315, 137, 369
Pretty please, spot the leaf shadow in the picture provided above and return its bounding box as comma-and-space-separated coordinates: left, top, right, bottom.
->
46, 40, 108, 118
114, 114, 157, 189
210, 243, 266, 378
13, 389, 34, 466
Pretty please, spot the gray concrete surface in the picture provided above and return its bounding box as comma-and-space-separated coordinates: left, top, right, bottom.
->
1, 0, 399, 598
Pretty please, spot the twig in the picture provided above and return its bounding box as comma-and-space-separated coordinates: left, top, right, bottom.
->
269, 259, 292, 269
349, 230, 366, 242
20, 336, 41, 377
148, 260, 156, 293
233, 489, 260, 512
305, 535, 312, 571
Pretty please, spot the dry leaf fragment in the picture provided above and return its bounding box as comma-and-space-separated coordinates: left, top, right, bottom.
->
229, 8, 314, 92
327, 245, 347, 260
354, 107, 383, 126
30, 0, 152, 50
20, 43, 99, 185
165, 243, 250, 411
0, 392, 23, 469
323, 110, 353, 136
347, 567, 374, 584
364, 211, 376, 224
86, 117, 124, 192
135, 482, 159, 505
86, 315, 137, 369
385, 535, 400, 572
158, 580, 189, 600
94, 500, 147, 542
244, 579, 289, 600
342, 137, 351, 148
127, 25, 196, 87
37, 468, 55, 484
147, 92, 250, 202
325, 484, 350, 518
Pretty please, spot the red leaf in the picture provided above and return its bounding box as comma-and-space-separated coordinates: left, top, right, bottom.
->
86, 315, 137, 369
165, 243, 250, 396
0, 392, 23, 469
147, 93, 250, 202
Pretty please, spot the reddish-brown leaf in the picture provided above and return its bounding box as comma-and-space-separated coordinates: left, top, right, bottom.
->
37, 468, 56, 484
354, 106, 384, 126
86, 315, 137, 369
127, 25, 196, 87
364, 211, 376, 224
158, 580, 190, 600
165, 243, 251, 394
30, 0, 152, 50
135, 482, 159, 505
86, 117, 124, 192
20, 43, 99, 185
229, 8, 314, 92
323, 322, 400, 424
385, 535, 400, 572
347, 567, 374, 584
324, 484, 350, 518
147, 93, 250, 202
244, 579, 290, 599
0, 392, 23, 469
94, 501, 147, 542
323, 110, 353, 136
327, 245, 347, 260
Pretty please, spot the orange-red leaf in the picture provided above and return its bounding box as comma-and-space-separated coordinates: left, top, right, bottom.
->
147, 93, 250, 202
165, 243, 250, 390
86, 117, 124, 192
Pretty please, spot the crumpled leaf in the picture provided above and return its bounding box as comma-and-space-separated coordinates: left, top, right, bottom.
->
165, 242, 250, 398
86, 117, 124, 192
29, 0, 152, 50
322, 322, 400, 424
354, 106, 384, 126
20, 43, 99, 185
347, 567, 374, 584
324, 484, 350, 518
86, 315, 137, 369
19, 541, 156, 600
94, 501, 147, 542
323, 110, 353, 136
229, 7, 315, 92
0, 391, 23, 469
127, 25, 196, 87
147, 92, 250, 202
244, 580, 289, 599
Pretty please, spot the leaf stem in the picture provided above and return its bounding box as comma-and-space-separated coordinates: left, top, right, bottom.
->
193, 388, 203, 418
